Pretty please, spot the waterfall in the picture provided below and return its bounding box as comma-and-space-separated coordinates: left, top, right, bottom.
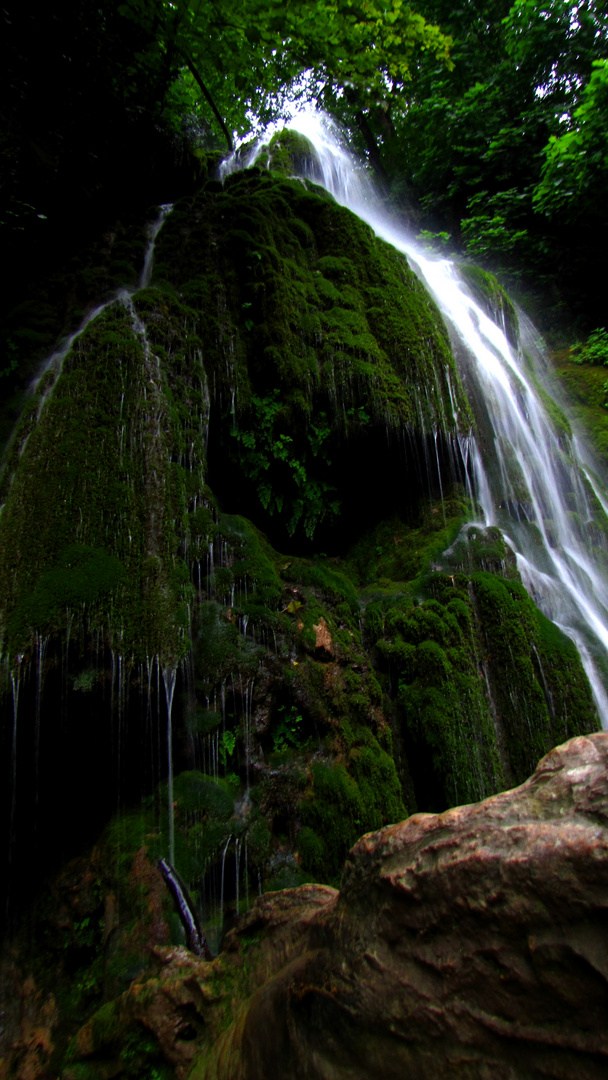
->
239, 109, 608, 725
139, 205, 173, 289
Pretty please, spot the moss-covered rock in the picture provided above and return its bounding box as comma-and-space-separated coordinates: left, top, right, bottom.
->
265, 129, 321, 178
551, 346, 608, 467
459, 263, 519, 346
149, 169, 470, 543
367, 563, 597, 810
0, 162, 601, 1073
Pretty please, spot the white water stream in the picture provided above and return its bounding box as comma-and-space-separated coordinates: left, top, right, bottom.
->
32, 204, 173, 394
225, 110, 608, 726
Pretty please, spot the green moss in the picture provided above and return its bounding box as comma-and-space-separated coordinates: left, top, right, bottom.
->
9, 544, 124, 646
346, 494, 471, 590
90, 1000, 122, 1051
119, 1027, 171, 1080
470, 571, 598, 780
266, 129, 319, 177
532, 371, 572, 440
149, 170, 469, 541
377, 587, 502, 807
460, 264, 519, 346
2, 164, 602, 1043
365, 552, 598, 811
552, 350, 608, 469
442, 524, 519, 578
0, 299, 197, 663
286, 559, 359, 613
299, 749, 405, 883
171, 771, 235, 818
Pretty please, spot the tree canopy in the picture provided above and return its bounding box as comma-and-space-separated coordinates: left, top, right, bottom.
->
2, 0, 608, 340
115, 0, 454, 148
375, 0, 608, 325
0, 0, 451, 257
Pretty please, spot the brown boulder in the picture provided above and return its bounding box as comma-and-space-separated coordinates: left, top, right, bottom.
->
218, 733, 608, 1079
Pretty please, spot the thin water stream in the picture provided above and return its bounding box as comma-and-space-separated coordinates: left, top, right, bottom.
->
32, 203, 173, 394
226, 110, 608, 725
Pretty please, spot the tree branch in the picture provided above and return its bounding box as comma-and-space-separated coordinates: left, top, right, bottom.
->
178, 48, 234, 152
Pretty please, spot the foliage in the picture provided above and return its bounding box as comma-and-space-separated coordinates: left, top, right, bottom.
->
374, 0, 608, 322
272, 705, 303, 753
114, 0, 452, 151
416, 229, 451, 252
534, 59, 608, 229
219, 731, 237, 767
233, 391, 340, 538
570, 328, 608, 366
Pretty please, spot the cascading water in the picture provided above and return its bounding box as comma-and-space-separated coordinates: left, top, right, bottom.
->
232, 110, 608, 725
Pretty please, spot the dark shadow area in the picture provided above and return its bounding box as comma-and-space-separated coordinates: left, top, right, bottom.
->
207, 419, 468, 556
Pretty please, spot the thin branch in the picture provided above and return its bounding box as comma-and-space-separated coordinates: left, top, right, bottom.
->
178, 47, 234, 152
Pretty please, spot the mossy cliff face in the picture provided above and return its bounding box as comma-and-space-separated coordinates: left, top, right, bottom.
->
459, 264, 519, 348
0, 166, 599, 1038
150, 166, 470, 541
253, 129, 321, 178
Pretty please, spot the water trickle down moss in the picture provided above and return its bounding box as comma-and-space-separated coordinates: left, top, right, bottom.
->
181, 514, 406, 891
2, 163, 606, 1080
0, 298, 199, 664
366, 558, 598, 809
0, 223, 411, 886
459, 264, 519, 347
148, 170, 472, 541
469, 571, 598, 781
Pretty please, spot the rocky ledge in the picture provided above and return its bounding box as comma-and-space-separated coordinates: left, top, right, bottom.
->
5, 732, 608, 1080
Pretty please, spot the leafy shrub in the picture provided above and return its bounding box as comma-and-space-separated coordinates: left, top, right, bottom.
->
570, 328, 608, 366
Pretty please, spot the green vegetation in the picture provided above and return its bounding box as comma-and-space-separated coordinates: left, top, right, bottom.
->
0, 0, 453, 417
0, 152, 600, 920
265, 130, 320, 177
375, 0, 608, 328
146, 169, 467, 544
232, 391, 340, 538
551, 345, 608, 468
0, 300, 197, 663
459, 265, 519, 346
570, 328, 608, 367
299, 749, 405, 883
8, 545, 124, 648
534, 57, 608, 233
